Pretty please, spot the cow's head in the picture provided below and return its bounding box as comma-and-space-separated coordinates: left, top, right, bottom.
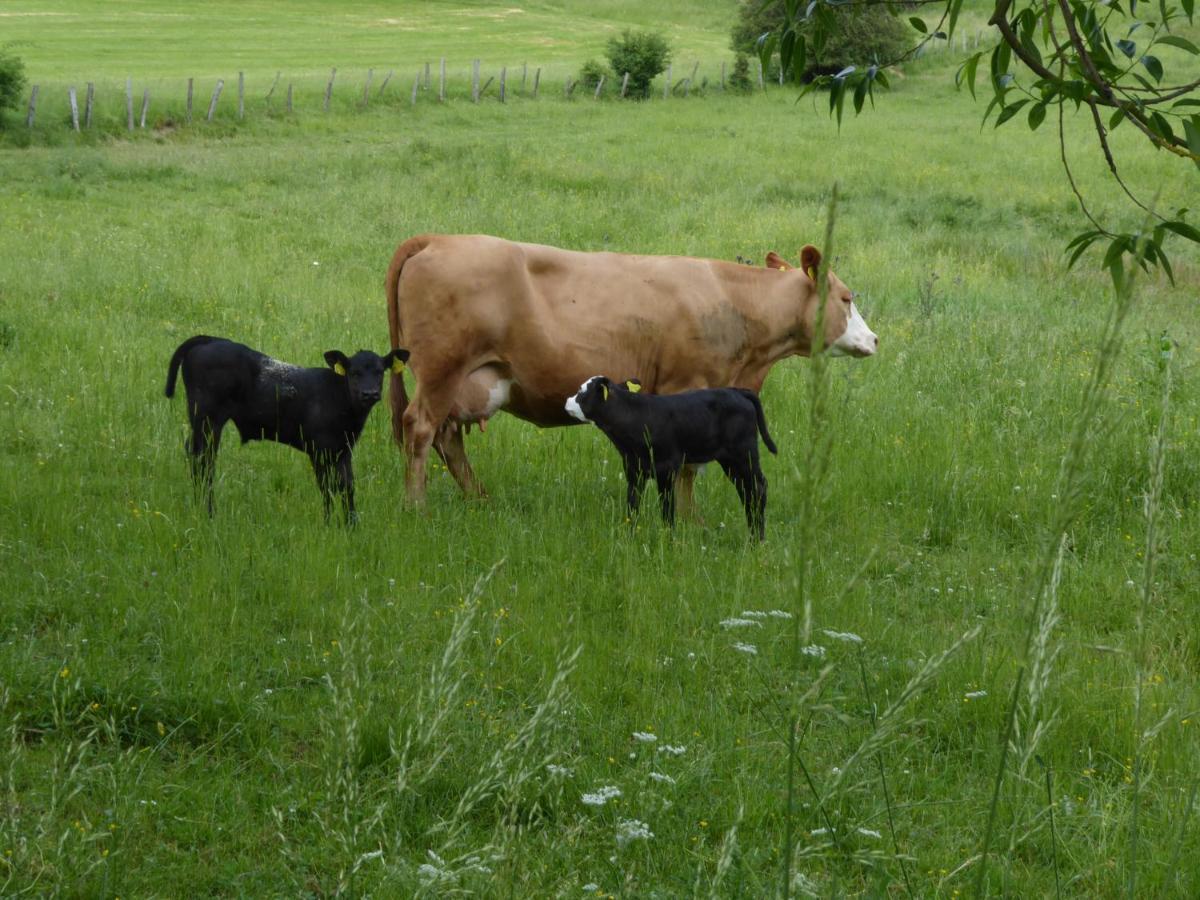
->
325, 348, 410, 410
766, 246, 877, 358
565, 375, 634, 423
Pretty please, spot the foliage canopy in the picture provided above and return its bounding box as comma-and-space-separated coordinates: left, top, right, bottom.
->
605, 29, 672, 99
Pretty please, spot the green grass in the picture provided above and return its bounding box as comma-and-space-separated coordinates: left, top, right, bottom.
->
2, 2, 1200, 896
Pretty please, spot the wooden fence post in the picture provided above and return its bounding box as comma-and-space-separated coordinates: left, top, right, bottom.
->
521, 63, 527, 92
266, 72, 280, 102
533, 67, 540, 98
721, 61, 726, 90
378, 70, 393, 96
207, 79, 224, 122
411, 72, 419, 105
26, 85, 38, 127
238, 71, 244, 118
594, 76, 604, 99
472, 59, 480, 102
126, 77, 133, 130
85, 83, 94, 128
500, 67, 506, 103
140, 88, 149, 127
439, 58, 446, 102
324, 68, 336, 111
186, 77, 194, 122
287, 83, 293, 113
620, 71, 629, 98
663, 65, 671, 99
69, 87, 79, 131
424, 61, 430, 89
363, 68, 373, 105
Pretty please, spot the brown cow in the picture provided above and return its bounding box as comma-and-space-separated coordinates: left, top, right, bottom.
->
386, 234, 877, 506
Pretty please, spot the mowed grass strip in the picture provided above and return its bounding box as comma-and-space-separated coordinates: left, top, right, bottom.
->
1, 4, 1199, 896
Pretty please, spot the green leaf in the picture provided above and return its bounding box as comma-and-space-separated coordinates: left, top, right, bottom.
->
1117, 39, 1137, 58
1162, 220, 1200, 243
1141, 54, 1163, 82
948, 0, 964, 37
1183, 0, 1194, 20
790, 35, 808, 84
995, 99, 1030, 127
1151, 111, 1175, 143
1028, 102, 1047, 129
1065, 230, 1104, 269
909, 16, 928, 33
1156, 35, 1200, 53
1184, 117, 1200, 166
756, 31, 778, 75
853, 75, 869, 113
780, 29, 796, 78
958, 52, 982, 99
1109, 107, 1126, 130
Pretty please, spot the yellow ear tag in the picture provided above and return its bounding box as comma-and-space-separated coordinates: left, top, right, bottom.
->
806, 266, 817, 280
626, 381, 641, 393
778, 263, 790, 271
601, 384, 609, 401
391, 359, 405, 375
334, 362, 346, 376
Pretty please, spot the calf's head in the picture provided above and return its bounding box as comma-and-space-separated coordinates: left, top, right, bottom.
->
325, 348, 410, 410
766, 245, 878, 358
565, 376, 638, 423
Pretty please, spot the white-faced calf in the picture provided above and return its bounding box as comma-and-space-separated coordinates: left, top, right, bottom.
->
164, 335, 408, 523
566, 377, 778, 539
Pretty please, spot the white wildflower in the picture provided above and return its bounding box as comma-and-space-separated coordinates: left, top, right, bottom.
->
965, 690, 988, 699
821, 629, 864, 644
615, 818, 654, 848
733, 642, 758, 655
720, 617, 763, 629
582, 884, 599, 893
810, 827, 829, 836
658, 744, 687, 757
417, 863, 445, 882
632, 731, 657, 743
767, 609, 794, 619
581, 785, 622, 807
739, 610, 769, 619
801, 644, 826, 659
648, 771, 676, 785
857, 827, 882, 839
546, 763, 574, 778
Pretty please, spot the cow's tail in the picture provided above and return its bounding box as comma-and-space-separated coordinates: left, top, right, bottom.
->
739, 389, 778, 455
386, 235, 431, 449
165, 335, 219, 398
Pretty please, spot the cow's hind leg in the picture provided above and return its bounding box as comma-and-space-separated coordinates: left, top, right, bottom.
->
675, 464, 706, 525
434, 421, 487, 499
187, 411, 224, 516
401, 374, 463, 506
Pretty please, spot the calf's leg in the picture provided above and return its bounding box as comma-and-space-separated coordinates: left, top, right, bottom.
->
622, 457, 649, 519
311, 451, 356, 525
723, 457, 768, 541
187, 412, 225, 516
655, 464, 679, 528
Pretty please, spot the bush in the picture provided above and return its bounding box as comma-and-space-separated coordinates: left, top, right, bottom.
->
605, 29, 671, 99
578, 59, 611, 93
0, 47, 27, 123
728, 53, 754, 92
730, 0, 908, 81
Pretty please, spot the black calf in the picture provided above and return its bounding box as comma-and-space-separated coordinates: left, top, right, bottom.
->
164, 335, 408, 523
566, 377, 777, 539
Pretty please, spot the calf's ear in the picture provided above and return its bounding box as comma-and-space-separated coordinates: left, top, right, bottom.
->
765, 251, 791, 271
386, 348, 410, 374
324, 350, 349, 376
799, 245, 822, 282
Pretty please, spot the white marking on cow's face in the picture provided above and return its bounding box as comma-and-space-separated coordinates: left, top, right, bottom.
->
484, 378, 513, 417
829, 302, 878, 358
565, 376, 601, 422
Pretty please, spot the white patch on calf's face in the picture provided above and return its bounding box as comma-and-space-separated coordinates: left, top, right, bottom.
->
829, 302, 877, 358
565, 375, 602, 422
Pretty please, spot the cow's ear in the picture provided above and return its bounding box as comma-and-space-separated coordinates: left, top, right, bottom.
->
387, 348, 410, 374
324, 350, 349, 376
799, 245, 822, 281
625, 379, 642, 393
765, 251, 791, 271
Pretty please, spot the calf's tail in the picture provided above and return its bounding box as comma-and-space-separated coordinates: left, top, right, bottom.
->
165, 335, 219, 398
385, 235, 430, 449
739, 389, 778, 455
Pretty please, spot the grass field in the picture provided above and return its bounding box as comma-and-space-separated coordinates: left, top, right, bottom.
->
2, 1, 1200, 896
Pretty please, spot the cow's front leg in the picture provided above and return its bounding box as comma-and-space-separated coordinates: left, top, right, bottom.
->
402, 375, 461, 507
675, 464, 705, 525
434, 421, 487, 499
